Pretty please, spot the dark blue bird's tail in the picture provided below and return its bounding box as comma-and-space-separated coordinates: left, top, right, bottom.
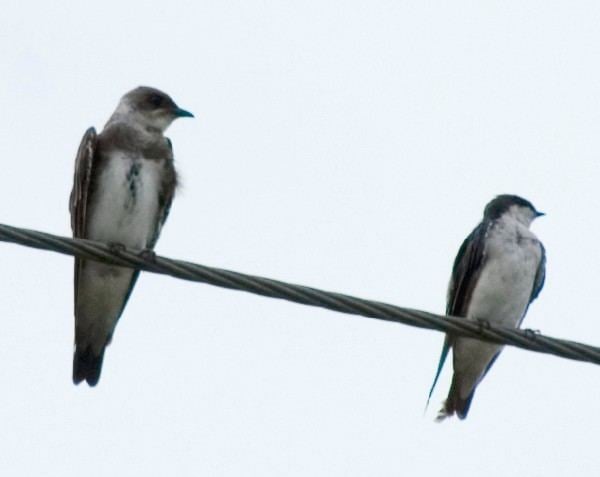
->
436, 376, 475, 421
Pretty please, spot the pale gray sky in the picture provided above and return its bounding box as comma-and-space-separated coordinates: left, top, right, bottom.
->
1, 1, 599, 475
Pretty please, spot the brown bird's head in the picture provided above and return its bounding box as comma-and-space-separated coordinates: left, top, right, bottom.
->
113, 86, 194, 133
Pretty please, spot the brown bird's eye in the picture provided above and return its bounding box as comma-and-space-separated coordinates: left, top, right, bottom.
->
149, 94, 163, 108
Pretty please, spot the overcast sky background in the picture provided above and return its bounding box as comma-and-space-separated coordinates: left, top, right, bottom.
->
1, 1, 599, 475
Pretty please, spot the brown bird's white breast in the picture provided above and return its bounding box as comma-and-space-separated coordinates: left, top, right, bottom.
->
87, 152, 166, 250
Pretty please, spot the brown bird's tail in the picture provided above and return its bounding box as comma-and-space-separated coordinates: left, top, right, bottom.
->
435, 376, 475, 421
73, 346, 105, 386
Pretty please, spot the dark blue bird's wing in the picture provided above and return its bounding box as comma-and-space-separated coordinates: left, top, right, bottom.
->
426, 220, 490, 408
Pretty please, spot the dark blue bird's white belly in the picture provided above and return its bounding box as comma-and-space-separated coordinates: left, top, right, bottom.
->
453, 219, 543, 397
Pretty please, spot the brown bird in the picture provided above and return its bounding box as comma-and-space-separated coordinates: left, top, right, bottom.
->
69, 86, 193, 386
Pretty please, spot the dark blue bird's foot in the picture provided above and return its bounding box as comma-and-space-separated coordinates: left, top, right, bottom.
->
139, 248, 156, 262
107, 242, 127, 255
524, 328, 541, 340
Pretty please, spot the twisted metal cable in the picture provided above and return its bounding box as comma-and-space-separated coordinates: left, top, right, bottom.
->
1, 222, 599, 365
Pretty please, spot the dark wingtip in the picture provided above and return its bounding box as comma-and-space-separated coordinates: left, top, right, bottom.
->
426, 339, 451, 412
73, 347, 105, 387
455, 389, 475, 420
437, 376, 475, 421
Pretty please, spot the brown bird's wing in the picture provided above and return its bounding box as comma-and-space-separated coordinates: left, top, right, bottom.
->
70, 127, 108, 386
69, 127, 97, 237
147, 139, 177, 249
69, 127, 98, 306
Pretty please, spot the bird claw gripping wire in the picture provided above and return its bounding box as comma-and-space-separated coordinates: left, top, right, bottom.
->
1, 223, 599, 366
139, 248, 157, 262
524, 328, 541, 341
475, 318, 491, 334
107, 242, 127, 255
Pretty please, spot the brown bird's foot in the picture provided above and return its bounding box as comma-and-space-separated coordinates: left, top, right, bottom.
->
475, 318, 491, 333
107, 242, 127, 254
139, 248, 156, 262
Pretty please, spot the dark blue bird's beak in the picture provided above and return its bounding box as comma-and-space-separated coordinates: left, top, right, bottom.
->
535, 211, 546, 218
